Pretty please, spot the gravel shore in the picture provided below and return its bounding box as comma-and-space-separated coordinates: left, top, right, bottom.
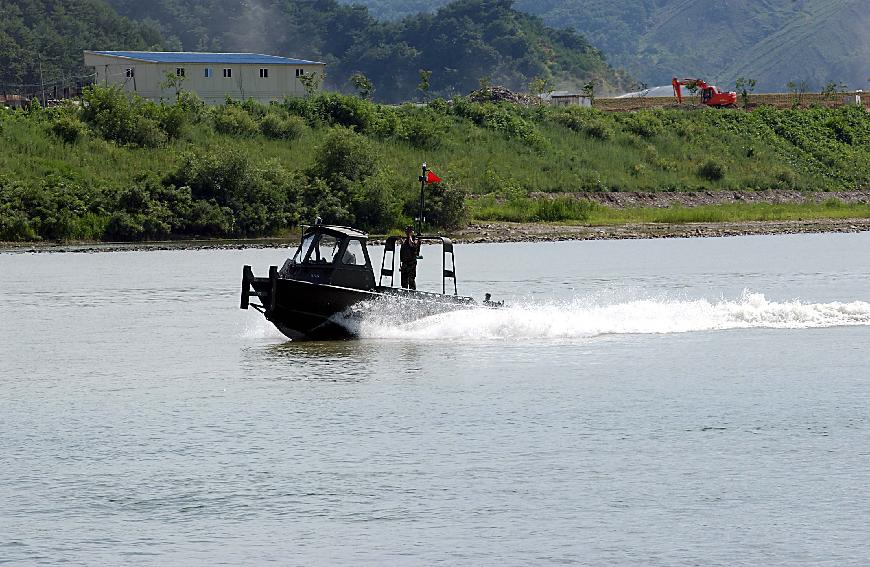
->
3, 217, 869, 254
452, 218, 870, 244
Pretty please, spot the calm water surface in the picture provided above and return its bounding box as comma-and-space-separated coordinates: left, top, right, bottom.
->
2, 233, 870, 565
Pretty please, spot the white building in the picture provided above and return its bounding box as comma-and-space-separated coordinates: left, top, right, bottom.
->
83, 51, 325, 104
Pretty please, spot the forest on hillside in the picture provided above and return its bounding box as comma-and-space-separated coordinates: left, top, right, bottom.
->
104, 0, 634, 101
0, 0, 165, 89
1, 0, 634, 102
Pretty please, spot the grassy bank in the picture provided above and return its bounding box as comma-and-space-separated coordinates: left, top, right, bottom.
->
471, 196, 870, 225
2, 87, 869, 242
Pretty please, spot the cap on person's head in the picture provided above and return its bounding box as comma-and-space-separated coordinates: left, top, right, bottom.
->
405, 225, 414, 233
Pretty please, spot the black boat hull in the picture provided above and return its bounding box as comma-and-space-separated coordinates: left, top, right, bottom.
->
245, 269, 476, 340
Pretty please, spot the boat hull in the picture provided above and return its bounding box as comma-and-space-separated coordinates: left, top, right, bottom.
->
248, 275, 475, 340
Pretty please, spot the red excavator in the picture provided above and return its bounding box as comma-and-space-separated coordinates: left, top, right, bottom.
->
672, 77, 737, 108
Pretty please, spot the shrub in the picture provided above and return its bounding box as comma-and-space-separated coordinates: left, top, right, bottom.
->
398, 112, 447, 148
187, 199, 235, 236
552, 107, 603, 135
453, 99, 544, 147
775, 169, 797, 187
131, 116, 167, 147
697, 159, 726, 181
309, 93, 375, 131
50, 114, 87, 144
260, 111, 306, 140
621, 112, 663, 138
166, 149, 305, 236
309, 126, 378, 187
423, 182, 469, 229
81, 85, 137, 144
584, 120, 611, 140
0, 204, 37, 241
157, 104, 189, 140
352, 169, 406, 231
212, 105, 259, 137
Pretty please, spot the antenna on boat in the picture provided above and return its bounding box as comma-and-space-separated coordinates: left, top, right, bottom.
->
417, 162, 427, 235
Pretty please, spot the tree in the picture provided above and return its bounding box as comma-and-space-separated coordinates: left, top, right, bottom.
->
299, 72, 325, 98
582, 80, 595, 105
350, 72, 374, 99
529, 76, 550, 96
160, 70, 186, 100
820, 80, 847, 100
786, 80, 809, 107
735, 77, 756, 109
417, 69, 432, 101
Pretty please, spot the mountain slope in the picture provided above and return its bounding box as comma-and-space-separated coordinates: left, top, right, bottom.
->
340, 0, 870, 92
0, 0, 165, 87
103, 0, 633, 101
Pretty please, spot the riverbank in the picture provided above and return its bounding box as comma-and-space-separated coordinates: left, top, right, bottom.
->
5, 216, 870, 253
3, 90, 870, 243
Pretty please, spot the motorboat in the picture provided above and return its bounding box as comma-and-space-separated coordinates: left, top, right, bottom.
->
240, 222, 488, 340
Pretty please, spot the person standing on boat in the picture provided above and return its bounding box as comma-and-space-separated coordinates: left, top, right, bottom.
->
400, 225, 421, 290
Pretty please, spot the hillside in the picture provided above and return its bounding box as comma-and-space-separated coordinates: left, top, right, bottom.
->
340, 0, 870, 93
0, 0, 165, 88
103, 0, 634, 101
3, 88, 870, 241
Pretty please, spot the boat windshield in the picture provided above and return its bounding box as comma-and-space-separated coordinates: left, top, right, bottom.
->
310, 234, 341, 264
291, 233, 316, 264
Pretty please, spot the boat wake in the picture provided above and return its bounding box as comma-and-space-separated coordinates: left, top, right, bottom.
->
344, 291, 870, 340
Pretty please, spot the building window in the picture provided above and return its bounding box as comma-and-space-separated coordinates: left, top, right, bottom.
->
204, 68, 213, 78
295, 68, 305, 77
125, 68, 135, 78
223, 68, 232, 78
259, 68, 269, 78
176, 67, 185, 77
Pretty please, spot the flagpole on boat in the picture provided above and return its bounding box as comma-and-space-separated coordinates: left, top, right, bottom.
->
418, 162, 427, 235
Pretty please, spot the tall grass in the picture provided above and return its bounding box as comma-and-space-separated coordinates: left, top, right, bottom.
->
471, 199, 870, 225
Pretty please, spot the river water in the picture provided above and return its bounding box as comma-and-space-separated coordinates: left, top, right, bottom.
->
2, 233, 870, 565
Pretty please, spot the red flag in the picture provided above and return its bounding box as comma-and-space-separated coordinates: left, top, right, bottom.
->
426, 170, 442, 184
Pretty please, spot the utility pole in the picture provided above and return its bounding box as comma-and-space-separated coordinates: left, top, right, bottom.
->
38, 57, 46, 106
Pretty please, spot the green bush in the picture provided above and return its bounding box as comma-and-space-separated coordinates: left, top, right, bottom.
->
422, 182, 469, 229
698, 159, 726, 181
50, 114, 87, 144
352, 169, 406, 231
309, 93, 376, 131
309, 126, 378, 187
398, 111, 447, 148
453, 98, 544, 147
81, 85, 138, 144
260, 111, 306, 140
212, 105, 259, 137
166, 149, 305, 236
584, 120, 611, 140
80, 86, 170, 148
0, 204, 38, 241
157, 103, 190, 140
131, 116, 167, 147
621, 112, 663, 138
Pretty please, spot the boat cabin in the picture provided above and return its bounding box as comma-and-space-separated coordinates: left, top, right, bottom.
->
279, 224, 375, 290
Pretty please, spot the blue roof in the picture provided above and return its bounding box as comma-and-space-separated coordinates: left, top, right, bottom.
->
90, 51, 323, 65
